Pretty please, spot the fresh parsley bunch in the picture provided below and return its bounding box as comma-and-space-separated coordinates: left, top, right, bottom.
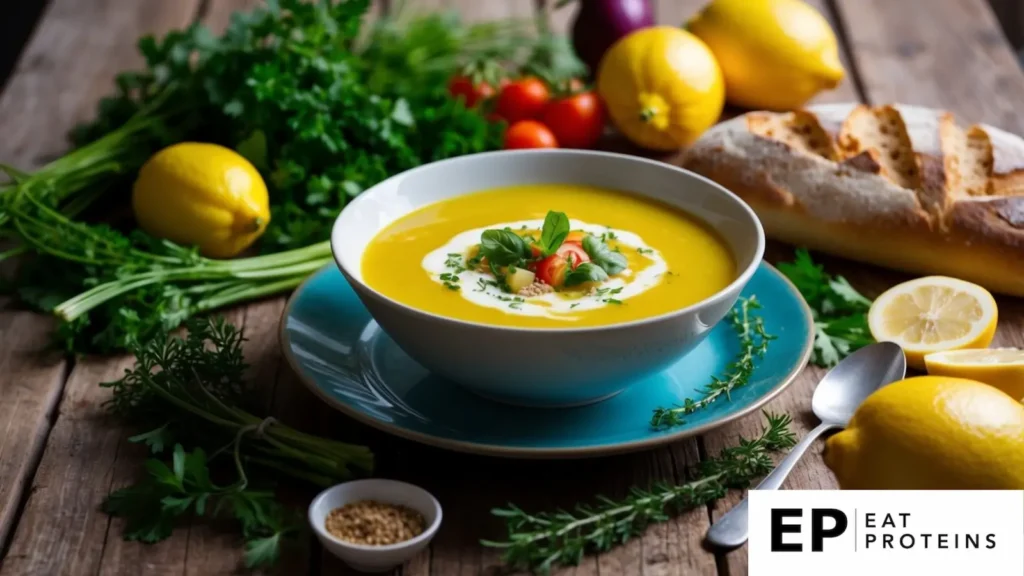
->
7, 0, 571, 353
101, 316, 374, 567
777, 248, 875, 367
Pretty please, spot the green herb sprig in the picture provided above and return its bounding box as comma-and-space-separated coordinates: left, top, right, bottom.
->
651, 296, 774, 429
9, 187, 332, 352
101, 316, 374, 566
104, 444, 296, 568
777, 249, 874, 367
483, 412, 796, 574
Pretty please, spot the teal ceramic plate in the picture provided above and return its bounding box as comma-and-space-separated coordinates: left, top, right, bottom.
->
280, 263, 813, 458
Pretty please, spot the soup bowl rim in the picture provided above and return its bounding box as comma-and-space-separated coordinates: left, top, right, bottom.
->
330, 148, 766, 334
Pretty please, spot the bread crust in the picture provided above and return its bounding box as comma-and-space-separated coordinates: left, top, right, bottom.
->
682, 104, 1024, 296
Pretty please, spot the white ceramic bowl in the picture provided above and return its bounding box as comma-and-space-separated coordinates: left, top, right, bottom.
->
308, 479, 442, 573
331, 149, 765, 407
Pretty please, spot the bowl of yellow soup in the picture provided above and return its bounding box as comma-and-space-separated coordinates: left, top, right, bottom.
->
331, 150, 764, 407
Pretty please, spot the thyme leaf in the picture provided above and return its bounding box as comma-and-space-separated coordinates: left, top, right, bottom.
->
482, 412, 796, 574
650, 296, 774, 429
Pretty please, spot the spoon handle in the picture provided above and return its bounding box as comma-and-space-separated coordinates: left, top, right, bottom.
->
704, 422, 838, 549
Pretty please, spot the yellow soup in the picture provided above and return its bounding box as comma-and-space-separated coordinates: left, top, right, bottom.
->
362, 184, 736, 328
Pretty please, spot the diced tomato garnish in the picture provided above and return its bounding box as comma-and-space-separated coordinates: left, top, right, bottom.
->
556, 241, 590, 268
533, 254, 569, 288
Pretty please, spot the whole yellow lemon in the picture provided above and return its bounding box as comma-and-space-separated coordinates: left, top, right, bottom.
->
687, 0, 845, 110
824, 376, 1024, 489
133, 142, 270, 259
597, 26, 725, 151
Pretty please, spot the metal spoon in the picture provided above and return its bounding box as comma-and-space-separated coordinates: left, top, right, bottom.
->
704, 341, 907, 549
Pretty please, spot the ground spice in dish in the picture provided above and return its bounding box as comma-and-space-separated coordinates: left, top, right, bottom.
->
325, 500, 426, 546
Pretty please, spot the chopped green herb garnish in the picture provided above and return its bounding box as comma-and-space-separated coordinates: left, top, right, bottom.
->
604, 298, 623, 305
444, 253, 465, 269
637, 247, 653, 255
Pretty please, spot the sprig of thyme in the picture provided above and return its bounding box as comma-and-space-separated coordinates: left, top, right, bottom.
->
650, 296, 774, 429
482, 412, 796, 574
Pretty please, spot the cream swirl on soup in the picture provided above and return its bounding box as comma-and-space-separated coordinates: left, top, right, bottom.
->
422, 219, 668, 321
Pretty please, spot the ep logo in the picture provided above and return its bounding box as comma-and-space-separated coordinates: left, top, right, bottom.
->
771, 508, 848, 552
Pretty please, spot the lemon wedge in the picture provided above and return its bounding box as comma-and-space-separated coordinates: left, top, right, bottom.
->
867, 276, 997, 370
925, 349, 1024, 401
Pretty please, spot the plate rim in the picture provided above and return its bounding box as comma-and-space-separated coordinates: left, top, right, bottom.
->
278, 261, 814, 459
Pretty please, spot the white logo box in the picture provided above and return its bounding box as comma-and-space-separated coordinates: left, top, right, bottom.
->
749, 490, 1024, 576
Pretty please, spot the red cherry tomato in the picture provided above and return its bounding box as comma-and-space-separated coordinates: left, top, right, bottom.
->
528, 240, 590, 264
447, 76, 496, 108
495, 77, 551, 123
532, 254, 569, 288
541, 91, 606, 149
504, 120, 558, 150
556, 241, 590, 267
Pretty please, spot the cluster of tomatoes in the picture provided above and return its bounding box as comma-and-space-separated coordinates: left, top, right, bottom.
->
448, 75, 606, 150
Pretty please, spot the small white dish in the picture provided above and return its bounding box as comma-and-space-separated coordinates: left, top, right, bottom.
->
308, 479, 442, 573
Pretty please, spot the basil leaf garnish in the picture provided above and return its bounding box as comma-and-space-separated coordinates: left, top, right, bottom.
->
582, 234, 628, 275
564, 262, 609, 287
538, 211, 570, 255
480, 230, 529, 266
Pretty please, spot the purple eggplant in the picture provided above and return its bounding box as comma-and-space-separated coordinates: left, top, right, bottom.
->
568, 0, 656, 75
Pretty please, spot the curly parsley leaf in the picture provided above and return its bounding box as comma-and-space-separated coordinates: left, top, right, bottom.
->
582, 234, 627, 275
565, 262, 609, 287
538, 210, 570, 255
777, 249, 874, 367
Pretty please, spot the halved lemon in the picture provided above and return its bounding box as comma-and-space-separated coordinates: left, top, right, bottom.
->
867, 276, 998, 370
925, 349, 1024, 401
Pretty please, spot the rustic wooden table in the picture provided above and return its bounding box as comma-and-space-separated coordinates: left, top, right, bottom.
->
2, 0, 1024, 574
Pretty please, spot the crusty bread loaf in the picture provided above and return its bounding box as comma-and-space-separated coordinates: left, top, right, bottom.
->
681, 103, 1024, 296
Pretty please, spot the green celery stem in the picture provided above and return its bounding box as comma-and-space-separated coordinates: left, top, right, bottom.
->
54, 242, 332, 320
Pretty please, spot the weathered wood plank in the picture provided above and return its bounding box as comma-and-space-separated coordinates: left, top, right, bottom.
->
0, 312, 66, 556
836, 0, 1024, 131
0, 355, 144, 576
0, 0, 201, 557
0, 3, 48, 92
